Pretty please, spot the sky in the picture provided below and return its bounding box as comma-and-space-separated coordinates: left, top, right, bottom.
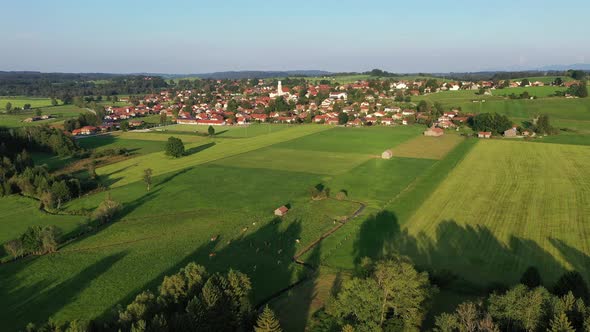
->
1, 0, 589, 74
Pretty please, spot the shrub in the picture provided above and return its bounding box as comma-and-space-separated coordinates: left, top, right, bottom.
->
92, 194, 121, 224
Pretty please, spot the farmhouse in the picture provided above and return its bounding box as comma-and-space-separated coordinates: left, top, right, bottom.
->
504, 128, 518, 137
478, 131, 492, 138
381, 149, 393, 159
424, 126, 444, 137
274, 206, 289, 217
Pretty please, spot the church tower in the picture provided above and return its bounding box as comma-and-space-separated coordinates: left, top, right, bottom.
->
278, 80, 283, 96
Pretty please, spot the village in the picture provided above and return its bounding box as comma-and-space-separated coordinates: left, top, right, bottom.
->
68, 76, 576, 139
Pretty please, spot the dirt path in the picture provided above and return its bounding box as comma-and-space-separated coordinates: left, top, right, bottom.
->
256, 199, 366, 308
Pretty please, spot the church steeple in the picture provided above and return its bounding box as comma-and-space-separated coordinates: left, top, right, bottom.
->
278, 80, 283, 96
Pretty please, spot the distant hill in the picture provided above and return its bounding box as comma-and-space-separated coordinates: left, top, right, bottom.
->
536, 63, 590, 71
186, 70, 331, 79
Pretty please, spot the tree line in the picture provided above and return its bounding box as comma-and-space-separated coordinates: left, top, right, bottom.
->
0, 126, 96, 207
0, 72, 168, 97
17, 251, 590, 332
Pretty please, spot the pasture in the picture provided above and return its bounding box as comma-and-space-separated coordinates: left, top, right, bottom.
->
0, 105, 91, 128
0, 97, 53, 109
3, 117, 590, 331
0, 196, 85, 258
158, 123, 291, 138
0, 126, 378, 329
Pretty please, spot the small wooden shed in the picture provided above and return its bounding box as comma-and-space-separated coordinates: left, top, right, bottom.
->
274, 205, 289, 217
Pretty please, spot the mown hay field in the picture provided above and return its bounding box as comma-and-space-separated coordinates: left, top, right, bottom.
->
402, 140, 590, 285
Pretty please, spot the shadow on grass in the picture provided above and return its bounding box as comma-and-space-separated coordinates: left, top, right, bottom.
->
353, 211, 586, 295
93, 216, 310, 329
184, 141, 215, 156
0, 251, 127, 331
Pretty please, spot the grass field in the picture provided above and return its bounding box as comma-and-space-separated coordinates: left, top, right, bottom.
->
401, 140, 590, 286
391, 134, 464, 160
0, 196, 85, 258
159, 123, 291, 138
0, 105, 92, 128
3, 115, 590, 331
0, 97, 53, 109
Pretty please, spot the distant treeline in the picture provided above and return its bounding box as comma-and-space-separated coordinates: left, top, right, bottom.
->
0, 72, 168, 97
441, 69, 588, 82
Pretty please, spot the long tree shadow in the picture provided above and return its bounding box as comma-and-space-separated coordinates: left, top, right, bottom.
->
0, 251, 127, 331
353, 213, 580, 294
96, 216, 305, 328
184, 141, 215, 156
549, 238, 590, 280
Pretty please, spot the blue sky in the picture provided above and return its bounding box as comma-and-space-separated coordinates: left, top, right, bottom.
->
1, 0, 589, 73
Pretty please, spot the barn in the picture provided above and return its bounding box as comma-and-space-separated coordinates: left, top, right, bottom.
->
274, 206, 289, 217
424, 127, 444, 137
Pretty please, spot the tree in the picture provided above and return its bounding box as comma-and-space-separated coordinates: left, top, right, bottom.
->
35, 109, 42, 117
327, 278, 383, 331
208, 125, 215, 136
488, 284, 551, 331
535, 114, 554, 135
87, 159, 97, 180
23, 103, 32, 110
520, 266, 542, 288
51, 98, 59, 106
51, 180, 71, 209
143, 168, 153, 191
417, 100, 430, 113
469, 113, 512, 135
159, 113, 167, 125
577, 81, 588, 98
5, 102, 12, 111
40, 225, 61, 253
548, 312, 575, 332
338, 112, 349, 125
520, 79, 530, 87
91, 194, 121, 224
327, 256, 434, 331
553, 77, 564, 86
4, 239, 24, 258
373, 257, 435, 330
254, 305, 282, 332
553, 271, 589, 302
165, 137, 185, 158
120, 121, 129, 132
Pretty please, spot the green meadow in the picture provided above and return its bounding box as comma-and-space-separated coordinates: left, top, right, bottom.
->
2, 87, 590, 331
0, 105, 92, 128
0, 97, 54, 109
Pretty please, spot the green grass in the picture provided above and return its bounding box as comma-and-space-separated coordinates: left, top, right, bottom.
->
532, 133, 590, 146
319, 138, 479, 268
0, 196, 84, 255
401, 140, 590, 286
5, 120, 590, 331
0, 97, 53, 109
77, 134, 167, 155
0, 162, 361, 330
212, 147, 373, 175
159, 123, 291, 138
496, 86, 567, 97
511, 76, 573, 84
96, 125, 331, 188
272, 125, 423, 155
0, 105, 91, 128
391, 134, 464, 160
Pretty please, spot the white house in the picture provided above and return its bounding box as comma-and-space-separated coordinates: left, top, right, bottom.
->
329, 92, 348, 100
